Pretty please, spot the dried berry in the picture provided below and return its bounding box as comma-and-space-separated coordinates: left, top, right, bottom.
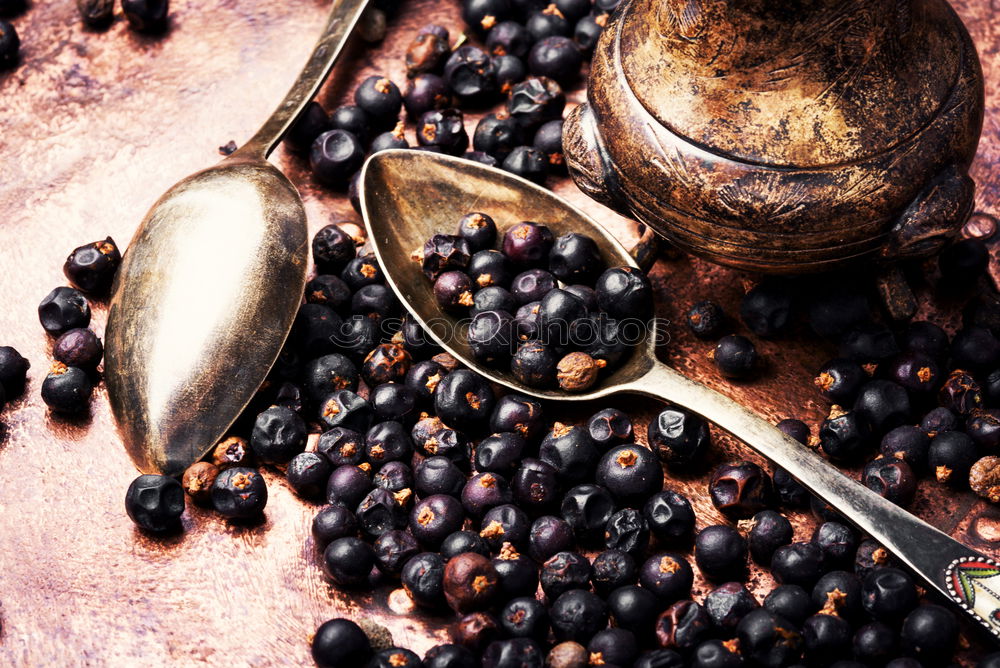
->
38, 287, 91, 336
970, 455, 1000, 503
708, 460, 773, 519
211, 467, 268, 519
125, 474, 185, 532
443, 552, 500, 613
63, 237, 121, 293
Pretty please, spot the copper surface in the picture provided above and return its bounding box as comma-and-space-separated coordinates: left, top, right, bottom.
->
0, 0, 998, 665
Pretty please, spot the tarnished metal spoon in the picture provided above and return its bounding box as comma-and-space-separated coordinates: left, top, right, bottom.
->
361, 149, 1000, 642
105, 0, 370, 476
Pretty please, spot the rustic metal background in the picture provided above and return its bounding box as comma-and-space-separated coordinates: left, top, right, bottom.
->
0, 0, 997, 664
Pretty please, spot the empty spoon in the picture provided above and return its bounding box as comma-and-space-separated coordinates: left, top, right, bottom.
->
360, 149, 1000, 641
105, 0, 370, 476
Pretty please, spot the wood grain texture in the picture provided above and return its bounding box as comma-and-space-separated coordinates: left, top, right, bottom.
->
0, 0, 997, 665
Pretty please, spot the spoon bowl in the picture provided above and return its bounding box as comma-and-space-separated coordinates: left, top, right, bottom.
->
105, 159, 308, 476
360, 149, 656, 401
361, 149, 1000, 642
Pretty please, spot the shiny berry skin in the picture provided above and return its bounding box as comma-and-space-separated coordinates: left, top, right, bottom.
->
900, 604, 958, 664
853, 380, 912, 433
811, 521, 857, 570
878, 425, 930, 472
764, 585, 814, 626
686, 300, 726, 339
371, 530, 419, 577
311, 618, 373, 668
511, 340, 558, 388
689, 640, 742, 668
476, 432, 527, 475
504, 222, 555, 269
53, 328, 103, 370
424, 644, 477, 668
740, 281, 792, 338
443, 552, 500, 613
445, 44, 498, 99
468, 250, 514, 290
481, 503, 530, 551
124, 474, 184, 532
403, 73, 451, 120
405, 26, 450, 77
402, 552, 446, 608
819, 406, 873, 463
884, 351, 941, 396
605, 508, 650, 556
802, 613, 851, 663
493, 544, 539, 599
938, 368, 984, 415
474, 112, 525, 162
772, 467, 809, 508
737, 609, 803, 668
712, 334, 759, 379
852, 622, 896, 666
862, 456, 916, 506
500, 597, 549, 640
812, 570, 862, 620
0, 19, 18, 67
486, 20, 532, 59
596, 444, 663, 506
121, 0, 168, 32
514, 303, 542, 342
591, 549, 637, 596
365, 420, 413, 467
644, 490, 695, 545
305, 274, 351, 310
319, 389, 373, 432
370, 649, 422, 668
544, 234, 601, 285
511, 458, 559, 512
525, 5, 570, 40
0, 345, 29, 395
639, 553, 693, 602
310, 129, 364, 187
435, 369, 495, 432
211, 467, 268, 519
532, 119, 567, 175
418, 108, 470, 155
357, 486, 409, 537
648, 407, 710, 466
506, 76, 566, 131
329, 105, 371, 144
528, 36, 582, 85
588, 628, 638, 667
63, 237, 121, 293
355, 75, 402, 128
285, 101, 330, 153
587, 408, 633, 450
540, 551, 592, 599
414, 457, 464, 502
462, 472, 512, 518
596, 266, 653, 319
362, 343, 411, 387
250, 406, 306, 463
703, 582, 759, 632
695, 525, 747, 582
771, 541, 825, 589
482, 638, 544, 668
653, 600, 712, 651
452, 212, 497, 253
323, 536, 375, 587
405, 360, 448, 408
38, 287, 91, 335
412, 415, 469, 463
573, 12, 606, 53
371, 124, 409, 152
317, 428, 365, 468
469, 310, 517, 363
607, 584, 661, 634
286, 452, 332, 499
528, 515, 574, 562
814, 358, 866, 405
312, 504, 359, 546
549, 590, 608, 643
928, 430, 978, 485
748, 510, 793, 565
41, 363, 92, 413
326, 464, 374, 508
540, 423, 599, 483
491, 393, 546, 443
862, 567, 917, 623
777, 418, 809, 444
709, 460, 773, 519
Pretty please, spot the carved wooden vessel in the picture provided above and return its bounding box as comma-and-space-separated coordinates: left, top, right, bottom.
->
565, 0, 985, 273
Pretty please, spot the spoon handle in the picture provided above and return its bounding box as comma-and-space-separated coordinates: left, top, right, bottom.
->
236, 0, 371, 159
630, 360, 1000, 641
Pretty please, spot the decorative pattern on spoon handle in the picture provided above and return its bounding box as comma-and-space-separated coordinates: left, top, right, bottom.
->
630, 360, 1000, 643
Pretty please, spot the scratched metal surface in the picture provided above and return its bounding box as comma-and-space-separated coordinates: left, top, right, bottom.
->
0, 0, 998, 664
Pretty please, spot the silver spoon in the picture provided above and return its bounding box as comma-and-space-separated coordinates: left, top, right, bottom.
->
360, 149, 1000, 641
104, 0, 370, 476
